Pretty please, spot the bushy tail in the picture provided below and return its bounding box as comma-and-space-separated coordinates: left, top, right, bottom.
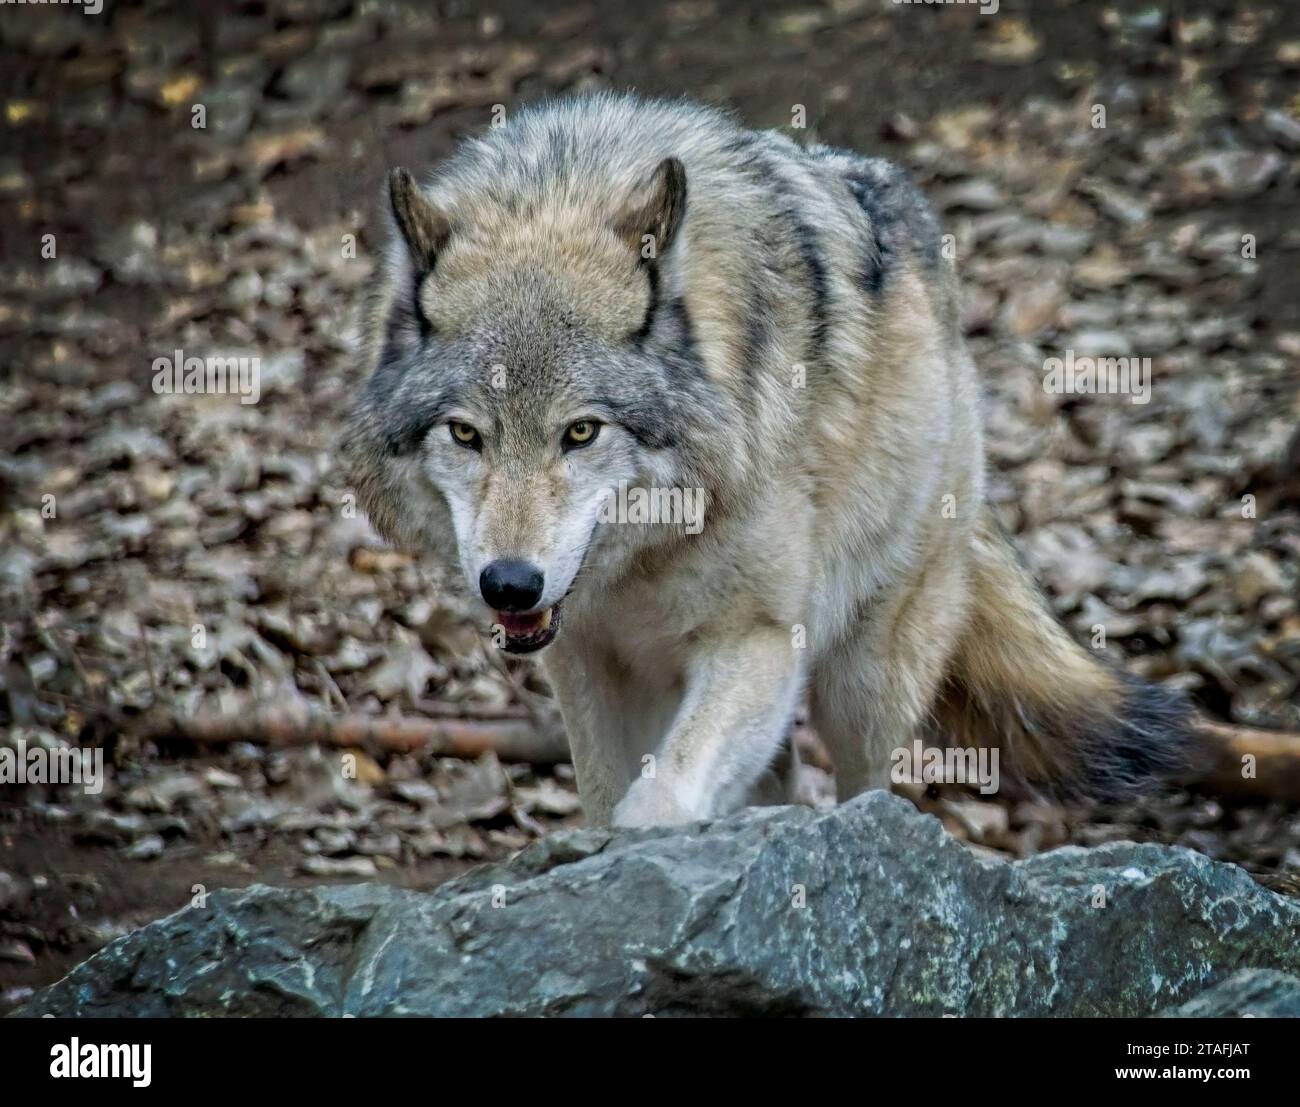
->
934, 510, 1200, 801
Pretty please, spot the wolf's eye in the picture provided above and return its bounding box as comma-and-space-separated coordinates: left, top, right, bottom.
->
449, 422, 482, 450
563, 420, 600, 450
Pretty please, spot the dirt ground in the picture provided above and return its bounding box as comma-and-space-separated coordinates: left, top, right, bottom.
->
2, 0, 1299, 1012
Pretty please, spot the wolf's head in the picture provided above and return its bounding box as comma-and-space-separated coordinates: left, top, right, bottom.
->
345, 142, 710, 654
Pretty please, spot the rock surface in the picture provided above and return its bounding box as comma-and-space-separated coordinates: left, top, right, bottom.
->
1158, 969, 1300, 1018
16, 793, 1300, 1017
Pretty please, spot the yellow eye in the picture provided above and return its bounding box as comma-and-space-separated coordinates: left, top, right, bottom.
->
449, 422, 481, 448
563, 420, 600, 449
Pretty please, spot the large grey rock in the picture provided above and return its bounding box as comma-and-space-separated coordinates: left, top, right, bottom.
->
1158, 969, 1300, 1018
16, 793, 1300, 1016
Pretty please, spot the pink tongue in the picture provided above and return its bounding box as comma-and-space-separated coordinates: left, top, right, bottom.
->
498, 610, 544, 635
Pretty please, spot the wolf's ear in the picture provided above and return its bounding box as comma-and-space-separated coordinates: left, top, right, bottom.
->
615, 157, 687, 262
388, 167, 451, 272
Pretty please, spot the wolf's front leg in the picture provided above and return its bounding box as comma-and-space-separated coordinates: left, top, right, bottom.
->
541, 645, 634, 826
611, 629, 804, 828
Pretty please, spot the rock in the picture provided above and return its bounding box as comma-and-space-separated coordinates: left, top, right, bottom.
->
358, 636, 443, 704
1233, 551, 1285, 607
203, 82, 258, 144
354, 831, 402, 859
123, 771, 206, 813
0, 871, 30, 913
308, 827, 357, 856
0, 939, 36, 966
960, 286, 999, 333
203, 768, 243, 789
1037, 225, 1093, 259
243, 126, 329, 172
122, 833, 166, 861
1077, 178, 1150, 227
1173, 150, 1284, 201
17, 794, 1300, 1018
259, 349, 306, 393
75, 811, 149, 846
936, 178, 1005, 213
300, 855, 378, 878
881, 113, 920, 142
1073, 245, 1131, 291
82, 380, 140, 416
1102, 5, 1166, 39
225, 270, 264, 308
2, 986, 35, 1010
1174, 14, 1217, 47
275, 53, 351, 105
94, 220, 160, 285
1001, 278, 1065, 338
1262, 109, 1300, 152
40, 258, 103, 298
1063, 328, 1131, 357
1159, 969, 1300, 1018
976, 18, 1041, 65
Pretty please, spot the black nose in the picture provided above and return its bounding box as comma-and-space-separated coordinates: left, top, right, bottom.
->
479, 559, 544, 611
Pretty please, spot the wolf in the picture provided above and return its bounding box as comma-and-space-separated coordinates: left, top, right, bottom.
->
344, 92, 1196, 827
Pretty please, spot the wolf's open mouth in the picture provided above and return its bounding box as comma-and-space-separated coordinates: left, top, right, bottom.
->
495, 601, 562, 654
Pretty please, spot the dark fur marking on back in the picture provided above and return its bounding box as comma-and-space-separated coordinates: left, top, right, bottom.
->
738, 141, 833, 369
737, 271, 777, 421
834, 154, 942, 297
783, 209, 831, 365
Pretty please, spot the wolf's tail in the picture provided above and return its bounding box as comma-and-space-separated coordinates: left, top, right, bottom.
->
933, 510, 1201, 801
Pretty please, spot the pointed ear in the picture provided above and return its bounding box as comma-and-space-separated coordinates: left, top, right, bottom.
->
388, 167, 451, 272
615, 157, 687, 262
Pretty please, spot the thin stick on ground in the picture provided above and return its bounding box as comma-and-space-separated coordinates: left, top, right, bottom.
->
1194, 720, 1300, 803
148, 706, 570, 764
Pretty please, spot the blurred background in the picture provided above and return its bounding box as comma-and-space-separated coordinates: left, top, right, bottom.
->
1, 0, 1298, 1011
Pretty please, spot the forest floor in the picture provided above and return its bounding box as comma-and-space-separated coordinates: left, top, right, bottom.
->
2, 0, 1299, 1011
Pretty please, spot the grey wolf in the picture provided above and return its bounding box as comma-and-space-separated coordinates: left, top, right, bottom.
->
344, 92, 1195, 827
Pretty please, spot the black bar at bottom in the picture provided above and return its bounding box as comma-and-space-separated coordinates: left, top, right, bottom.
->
1, 1015, 1290, 1093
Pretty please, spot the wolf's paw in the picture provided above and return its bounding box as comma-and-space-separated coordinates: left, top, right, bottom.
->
611, 779, 696, 829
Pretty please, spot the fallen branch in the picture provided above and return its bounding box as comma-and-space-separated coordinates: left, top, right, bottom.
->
145, 707, 1300, 801
148, 706, 570, 765
1193, 720, 1300, 803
